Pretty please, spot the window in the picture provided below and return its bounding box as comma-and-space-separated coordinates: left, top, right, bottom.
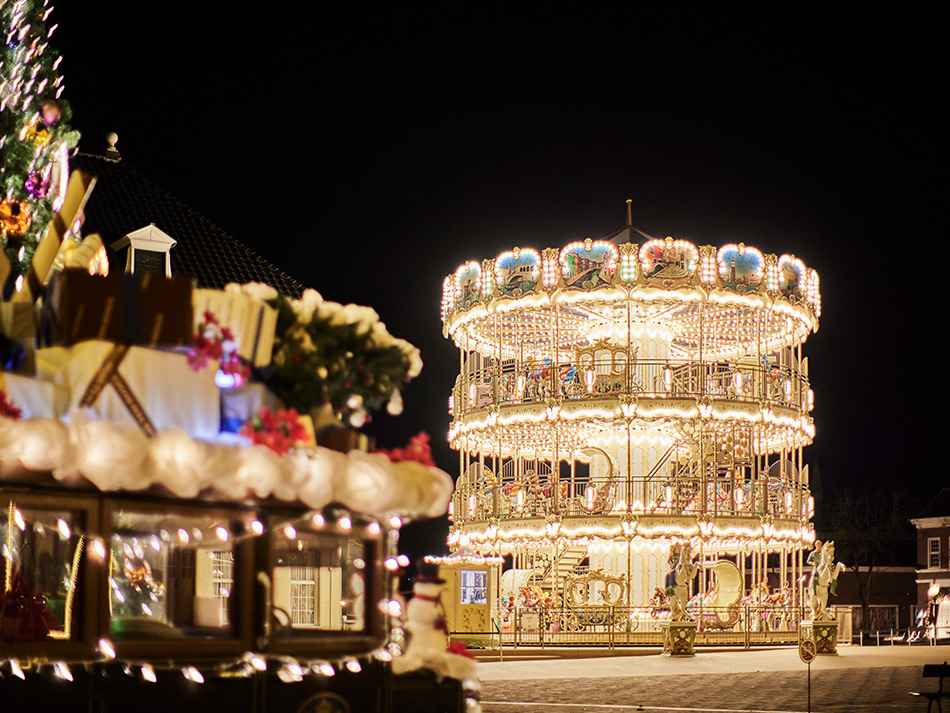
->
460, 569, 487, 604
108, 507, 242, 640
0, 499, 89, 643
267, 512, 386, 649
929, 538, 941, 569
273, 531, 365, 633
210, 551, 234, 624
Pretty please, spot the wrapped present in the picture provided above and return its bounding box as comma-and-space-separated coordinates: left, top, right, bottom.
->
0, 301, 35, 342
220, 382, 281, 433
57, 233, 109, 275
46, 268, 194, 347
36, 340, 220, 439
0, 372, 69, 419
0, 333, 29, 373
10, 169, 97, 304
318, 426, 374, 453
193, 288, 276, 367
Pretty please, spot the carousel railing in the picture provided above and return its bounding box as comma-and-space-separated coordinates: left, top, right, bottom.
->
450, 469, 812, 525
479, 603, 805, 648
454, 358, 810, 417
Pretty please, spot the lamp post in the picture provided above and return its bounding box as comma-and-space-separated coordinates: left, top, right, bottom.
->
929, 582, 940, 645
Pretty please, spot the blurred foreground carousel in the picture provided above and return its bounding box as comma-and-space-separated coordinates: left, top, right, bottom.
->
439, 213, 829, 653
0, 173, 474, 711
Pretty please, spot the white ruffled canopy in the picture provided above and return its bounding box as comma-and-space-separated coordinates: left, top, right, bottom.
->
0, 411, 454, 519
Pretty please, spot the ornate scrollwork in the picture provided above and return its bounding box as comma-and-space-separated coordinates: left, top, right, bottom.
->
562, 569, 627, 630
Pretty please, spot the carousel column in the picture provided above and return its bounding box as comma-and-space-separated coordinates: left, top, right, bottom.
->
796, 545, 802, 618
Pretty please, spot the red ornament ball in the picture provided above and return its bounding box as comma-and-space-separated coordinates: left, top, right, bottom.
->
41, 99, 60, 126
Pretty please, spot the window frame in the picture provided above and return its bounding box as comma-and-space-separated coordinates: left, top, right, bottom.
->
99, 496, 257, 659
262, 507, 386, 658
0, 487, 101, 658
928, 537, 941, 570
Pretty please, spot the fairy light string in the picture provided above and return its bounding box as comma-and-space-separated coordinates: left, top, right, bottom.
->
0, 0, 81, 276
0, 503, 423, 684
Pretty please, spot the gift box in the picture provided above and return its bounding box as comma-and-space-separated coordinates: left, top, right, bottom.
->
0, 301, 35, 342
36, 340, 220, 439
59, 233, 108, 274
0, 372, 69, 419
193, 288, 276, 367
220, 382, 281, 433
11, 169, 97, 304
46, 268, 194, 347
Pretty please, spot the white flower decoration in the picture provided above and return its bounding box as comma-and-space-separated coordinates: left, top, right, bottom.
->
225, 281, 278, 303
292, 289, 324, 324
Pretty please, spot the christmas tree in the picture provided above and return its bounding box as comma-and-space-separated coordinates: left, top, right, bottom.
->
0, 0, 80, 287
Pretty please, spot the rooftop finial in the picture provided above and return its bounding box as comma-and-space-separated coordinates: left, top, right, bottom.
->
626, 198, 632, 227
105, 132, 120, 162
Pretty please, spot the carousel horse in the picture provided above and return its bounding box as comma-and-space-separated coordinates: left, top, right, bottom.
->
807, 540, 846, 621
669, 542, 702, 621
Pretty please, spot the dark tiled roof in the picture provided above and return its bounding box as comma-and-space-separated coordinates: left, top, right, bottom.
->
71, 152, 305, 298
916, 488, 950, 519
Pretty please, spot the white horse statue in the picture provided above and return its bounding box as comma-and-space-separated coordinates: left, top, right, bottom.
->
807, 540, 846, 621
670, 542, 702, 621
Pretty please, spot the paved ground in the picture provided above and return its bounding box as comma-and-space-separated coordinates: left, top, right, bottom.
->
475, 645, 949, 712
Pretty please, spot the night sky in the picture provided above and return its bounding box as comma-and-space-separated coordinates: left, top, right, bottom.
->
51, 7, 944, 554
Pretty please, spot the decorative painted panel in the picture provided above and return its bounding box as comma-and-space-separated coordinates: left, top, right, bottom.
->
559, 239, 618, 289
778, 255, 806, 297
717, 244, 764, 293
638, 238, 698, 285
494, 248, 541, 298
455, 261, 482, 309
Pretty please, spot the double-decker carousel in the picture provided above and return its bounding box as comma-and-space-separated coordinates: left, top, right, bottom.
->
440, 219, 820, 643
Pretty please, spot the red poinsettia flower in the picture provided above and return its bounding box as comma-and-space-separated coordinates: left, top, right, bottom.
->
0, 390, 22, 420
240, 407, 307, 455
375, 432, 435, 466
446, 640, 475, 659
188, 309, 248, 378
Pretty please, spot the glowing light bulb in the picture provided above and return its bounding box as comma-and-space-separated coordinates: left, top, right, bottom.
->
182, 666, 204, 683
249, 655, 267, 672
54, 662, 73, 681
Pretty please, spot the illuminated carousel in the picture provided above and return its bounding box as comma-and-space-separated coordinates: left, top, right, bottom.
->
440, 212, 820, 644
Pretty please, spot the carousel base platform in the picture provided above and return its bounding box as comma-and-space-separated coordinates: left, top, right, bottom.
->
661, 620, 697, 656
801, 619, 839, 655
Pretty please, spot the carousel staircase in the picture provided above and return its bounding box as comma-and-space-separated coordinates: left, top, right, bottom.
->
541, 545, 588, 595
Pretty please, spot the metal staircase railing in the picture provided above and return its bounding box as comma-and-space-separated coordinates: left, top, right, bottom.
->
644, 443, 677, 482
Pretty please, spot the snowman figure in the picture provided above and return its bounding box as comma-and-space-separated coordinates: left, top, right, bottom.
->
392, 561, 476, 681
